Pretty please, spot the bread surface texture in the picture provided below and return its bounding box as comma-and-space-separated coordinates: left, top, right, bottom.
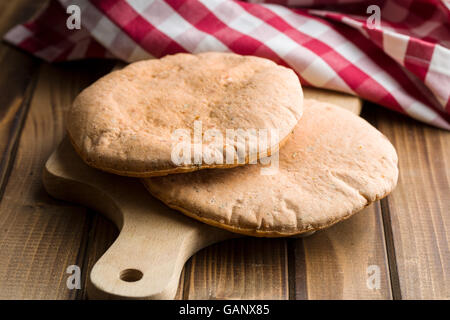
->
144, 99, 399, 237
67, 52, 303, 176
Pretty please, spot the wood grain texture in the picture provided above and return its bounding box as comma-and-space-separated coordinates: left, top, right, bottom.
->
0, 0, 47, 198
0, 61, 114, 299
78, 213, 118, 300
303, 87, 362, 115
292, 203, 392, 299
372, 107, 450, 299
183, 238, 289, 299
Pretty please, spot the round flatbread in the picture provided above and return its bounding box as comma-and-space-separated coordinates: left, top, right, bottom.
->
143, 99, 399, 237
67, 52, 303, 177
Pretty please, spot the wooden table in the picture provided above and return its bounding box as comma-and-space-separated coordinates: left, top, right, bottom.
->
0, 1, 448, 300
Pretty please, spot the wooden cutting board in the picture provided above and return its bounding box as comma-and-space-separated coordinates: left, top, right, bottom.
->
42, 88, 361, 300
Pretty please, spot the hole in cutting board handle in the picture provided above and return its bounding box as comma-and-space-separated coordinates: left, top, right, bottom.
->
120, 269, 143, 282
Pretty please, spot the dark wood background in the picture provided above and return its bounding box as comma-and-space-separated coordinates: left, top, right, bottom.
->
0, 1, 448, 299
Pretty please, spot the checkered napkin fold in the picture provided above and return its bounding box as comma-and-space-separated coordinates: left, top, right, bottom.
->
4, 0, 450, 129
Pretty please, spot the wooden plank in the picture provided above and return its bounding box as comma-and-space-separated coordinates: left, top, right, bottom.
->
373, 107, 450, 299
0, 60, 114, 299
78, 213, 118, 300
303, 87, 362, 115
292, 204, 392, 299
175, 269, 186, 300
184, 238, 289, 299
0, 0, 47, 197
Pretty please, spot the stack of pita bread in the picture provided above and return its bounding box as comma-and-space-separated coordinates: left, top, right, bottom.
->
67, 52, 398, 237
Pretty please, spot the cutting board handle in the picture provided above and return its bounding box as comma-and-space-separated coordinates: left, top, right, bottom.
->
87, 214, 215, 300
43, 139, 235, 299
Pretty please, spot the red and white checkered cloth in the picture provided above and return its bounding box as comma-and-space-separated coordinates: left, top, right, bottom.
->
4, 0, 450, 129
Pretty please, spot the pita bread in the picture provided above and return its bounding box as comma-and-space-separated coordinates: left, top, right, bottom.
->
143, 99, 399, 237
67, 52, 303, 177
